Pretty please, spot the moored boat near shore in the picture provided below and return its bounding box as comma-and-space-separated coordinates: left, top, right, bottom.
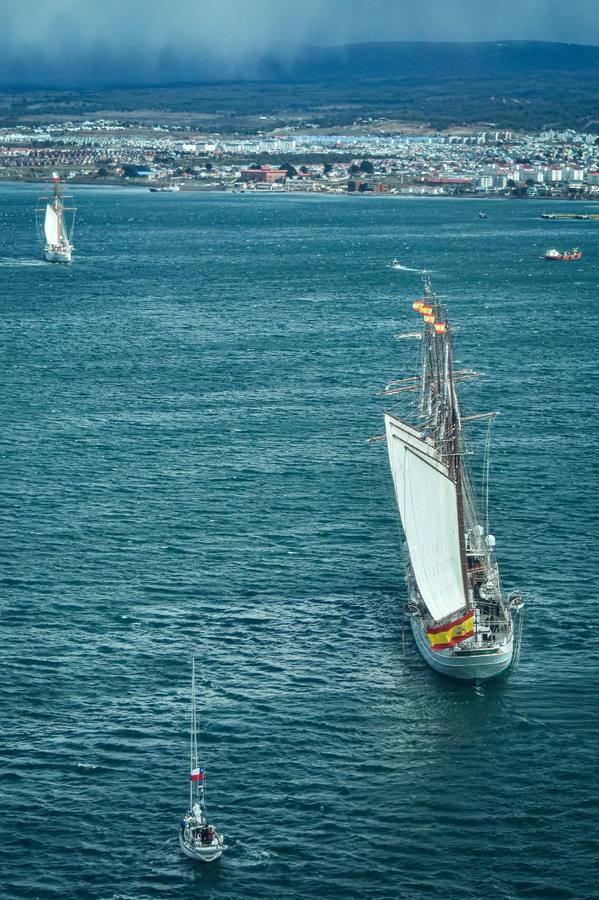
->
149, 184, 181, 192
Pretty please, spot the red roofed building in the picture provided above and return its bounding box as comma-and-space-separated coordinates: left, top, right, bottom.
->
241, 165, 287, 183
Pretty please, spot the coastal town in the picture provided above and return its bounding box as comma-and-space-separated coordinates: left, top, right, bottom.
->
1, 119, 598, 198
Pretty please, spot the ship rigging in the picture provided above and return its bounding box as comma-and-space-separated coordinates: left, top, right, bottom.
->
382, 275, 524, 680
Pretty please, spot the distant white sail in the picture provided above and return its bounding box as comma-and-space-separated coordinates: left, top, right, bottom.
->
384, 413, 466, 622
44, 204, 60, 245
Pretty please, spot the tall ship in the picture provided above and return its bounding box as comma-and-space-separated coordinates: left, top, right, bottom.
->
382, 276, 523, 681
36, 174, 76, 263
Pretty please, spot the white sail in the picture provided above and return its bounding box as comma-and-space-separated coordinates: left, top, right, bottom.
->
44, 204, 60, 245
384, 412, 466, 622
59, 216, 69, 243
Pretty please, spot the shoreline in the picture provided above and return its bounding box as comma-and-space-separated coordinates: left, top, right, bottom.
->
1, 178, 598, 204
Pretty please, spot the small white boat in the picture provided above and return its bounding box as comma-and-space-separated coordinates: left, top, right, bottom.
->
36, 174, 76, 263
178, 660, 227, 863
149, 184, 181, 192
388, 258, 403, 270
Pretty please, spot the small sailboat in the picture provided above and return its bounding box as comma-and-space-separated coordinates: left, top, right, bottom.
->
36, 174, 76, 263
388, 258, 403, 270
179, 660, 227, 863
382, 274, 524, 681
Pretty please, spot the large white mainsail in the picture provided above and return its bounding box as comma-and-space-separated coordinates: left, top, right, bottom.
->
44, 204, 60, 246
384, 412, 466, 622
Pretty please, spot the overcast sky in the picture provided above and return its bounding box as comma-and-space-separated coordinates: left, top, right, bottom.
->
2, 0, 599, 86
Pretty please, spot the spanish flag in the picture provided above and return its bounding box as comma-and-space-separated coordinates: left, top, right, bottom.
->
434, 322, 447, 334
423, 314, 436, 324
413, 301, 425, 311
427, 611, 474, 651
418, 305, 433, 316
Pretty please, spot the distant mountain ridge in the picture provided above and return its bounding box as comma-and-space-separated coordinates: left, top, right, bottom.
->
263, 40, 599, 82
1, 41, 598, 132
2, 39, 599, 90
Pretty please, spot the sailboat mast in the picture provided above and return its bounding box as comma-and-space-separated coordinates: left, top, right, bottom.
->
52, 173, 63, 237
190, 659, 196, 809
53, 174, 60, 208
443, 324, 471, 604
420, 279, 470, 608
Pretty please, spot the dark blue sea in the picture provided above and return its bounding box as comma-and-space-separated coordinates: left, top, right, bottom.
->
1, 186, 598, 900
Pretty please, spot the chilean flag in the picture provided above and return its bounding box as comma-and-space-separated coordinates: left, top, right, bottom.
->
190, 767, 205, 782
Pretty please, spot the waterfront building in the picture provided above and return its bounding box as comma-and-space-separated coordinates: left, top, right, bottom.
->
240, 165, 287, 184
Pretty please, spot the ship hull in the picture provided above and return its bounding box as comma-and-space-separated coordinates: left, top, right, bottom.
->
43, 247, 72, 263
179, 831, 225, 862
410, 615, 513, 682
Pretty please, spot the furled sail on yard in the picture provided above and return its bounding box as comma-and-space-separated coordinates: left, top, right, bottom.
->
44, 204, 60, 245
384, 414, 466, 622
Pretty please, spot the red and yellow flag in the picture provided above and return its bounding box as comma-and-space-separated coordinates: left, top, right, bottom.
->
423, 314, 436, 324
427, 611, 474, 651
413, 301, 425, 311
434, 322, 447, 334
418, 305, 433, 316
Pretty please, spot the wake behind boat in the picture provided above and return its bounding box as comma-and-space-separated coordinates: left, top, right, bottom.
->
179, 660, 227, 863
382, 275, 524, 681
35, 174, 76, 263
388, 259, 424, 273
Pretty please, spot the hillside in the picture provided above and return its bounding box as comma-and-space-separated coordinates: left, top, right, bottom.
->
2, 41, 598, 132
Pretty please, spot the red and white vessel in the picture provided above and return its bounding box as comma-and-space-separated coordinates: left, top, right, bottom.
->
543, 247, 582, 261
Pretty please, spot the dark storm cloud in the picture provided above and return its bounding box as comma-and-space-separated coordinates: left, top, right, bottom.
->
1, 0, 598, 86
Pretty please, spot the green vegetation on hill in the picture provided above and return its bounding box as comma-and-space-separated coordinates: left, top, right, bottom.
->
1, 41, 598, 133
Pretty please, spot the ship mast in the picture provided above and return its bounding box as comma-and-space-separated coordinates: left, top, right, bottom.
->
421, 277, 471, 605
52, 173, 64, 236
189, 659, 196, 810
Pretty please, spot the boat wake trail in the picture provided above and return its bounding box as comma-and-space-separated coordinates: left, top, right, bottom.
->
0, 257, 47, 267
390, 263, 426, 273
234, 845, 275, 867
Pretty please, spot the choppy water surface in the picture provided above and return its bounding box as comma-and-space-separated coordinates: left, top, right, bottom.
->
1, 187, 598, 900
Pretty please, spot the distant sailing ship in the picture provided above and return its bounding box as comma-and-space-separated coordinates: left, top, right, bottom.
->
543, 247, 582, 261
382, 275, 524, 681
179, 660, 227, 863
36, 174, 76, 263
